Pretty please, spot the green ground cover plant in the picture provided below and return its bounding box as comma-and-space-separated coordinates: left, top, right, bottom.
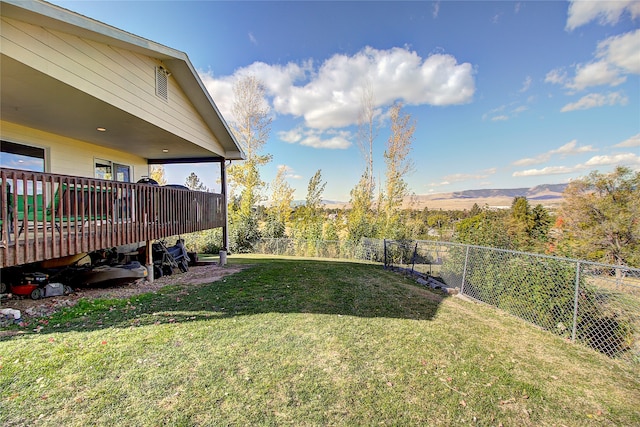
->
1, 256, 638, 426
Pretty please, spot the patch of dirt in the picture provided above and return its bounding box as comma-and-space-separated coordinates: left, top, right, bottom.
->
1, 263, 249, 322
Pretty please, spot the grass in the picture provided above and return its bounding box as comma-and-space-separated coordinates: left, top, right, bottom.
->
1, 256, 638, 426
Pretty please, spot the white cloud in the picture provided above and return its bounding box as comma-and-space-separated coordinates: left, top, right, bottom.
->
560, 91, 629, 112
566, 0, 640, 31
299, 134, 351, 150
200, 61, 309, 122
570, 61, 627, 90
283, 47, 474, 129
483, 102, 529, 122
442, 173, 473, 183
201, 73, 235, 120
546, 29, 640, 92
432, 1, 440, 19
513, 158, 538, 167
584, 153, 640, 167
513, 166, 579, 177
482, 105, 504, 120
278, 128, 303, 144
545, 68, 568, 85
277, 164, 302, 179
520, 76, 532, 92
513, 139, 596, 166
552, 140, 597, 156
484, 167, 497, 175
277, 127, 352, 150
614, 133, 640, 148
513, 152, 640, 177
202, 46, 475, 132
514, 3, 522, 14
440, 169, 496, 183
248, 32, 257, 45
596, 29, 640, 74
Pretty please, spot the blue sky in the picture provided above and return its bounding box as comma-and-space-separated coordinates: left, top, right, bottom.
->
51, 0, 639, 201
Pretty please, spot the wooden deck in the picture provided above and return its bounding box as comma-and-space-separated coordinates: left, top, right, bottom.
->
1, 169, 225, 268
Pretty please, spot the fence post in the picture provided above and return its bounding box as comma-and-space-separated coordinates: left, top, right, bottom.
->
383, 239, 387, 269
410, 242, 418, 276
460, 245, 470, 295
571, 261, 581, 343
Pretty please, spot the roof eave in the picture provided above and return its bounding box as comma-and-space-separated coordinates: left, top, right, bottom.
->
2, 0, 245, 161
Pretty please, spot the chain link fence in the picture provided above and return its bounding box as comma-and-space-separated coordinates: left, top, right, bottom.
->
253, 238, 385, 263
252, 238, 639, 362
384, 239, 640, 362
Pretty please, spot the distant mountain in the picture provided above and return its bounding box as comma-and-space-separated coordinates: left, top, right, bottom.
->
449, 183, 568, 200
410, 183, 568, 210
292, 199, 347, 207
306, 183, 569, 210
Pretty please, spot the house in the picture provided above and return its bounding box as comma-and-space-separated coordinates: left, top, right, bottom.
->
0, 0, 244, 274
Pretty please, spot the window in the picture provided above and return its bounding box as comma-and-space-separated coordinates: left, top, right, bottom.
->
114, 163, 130, 182
1, 140, 45, 172
95, 159, 131, 182
95, 158, 112, 180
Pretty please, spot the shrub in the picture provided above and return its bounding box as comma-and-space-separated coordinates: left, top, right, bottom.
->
229, 214, 261, 253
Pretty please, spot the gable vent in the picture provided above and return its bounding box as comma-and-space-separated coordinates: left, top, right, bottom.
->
155, 66, 169, 100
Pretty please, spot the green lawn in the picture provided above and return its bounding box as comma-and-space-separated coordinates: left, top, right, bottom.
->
1, 256, 638, 426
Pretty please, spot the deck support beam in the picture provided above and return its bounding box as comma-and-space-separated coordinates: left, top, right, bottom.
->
220, 160, 229, 253
145, 239, 154, 282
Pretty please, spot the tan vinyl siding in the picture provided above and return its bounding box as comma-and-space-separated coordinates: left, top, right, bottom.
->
1, 16, 226, 156
1, 121, 147, 181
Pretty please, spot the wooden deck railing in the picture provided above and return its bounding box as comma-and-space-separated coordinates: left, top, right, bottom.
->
0, 168, 225, 268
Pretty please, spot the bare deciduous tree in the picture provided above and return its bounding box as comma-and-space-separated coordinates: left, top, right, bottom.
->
149, 165, 167, 185
228, 75, 272, 216
356, 80, 379, 196
348, 80, 380, 240
382, 102, 415, 237
559, 166, 640, 268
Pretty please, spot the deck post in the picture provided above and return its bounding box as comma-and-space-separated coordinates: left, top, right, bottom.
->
220, 160, 229, 264
145, 239, 154, 282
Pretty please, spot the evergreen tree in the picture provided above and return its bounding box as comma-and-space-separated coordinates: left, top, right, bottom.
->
184, 172, 208, 191
469, 203, 482, 217
530, 203, 553, 250
508, 196, 534, 249
455, 208, 511, 248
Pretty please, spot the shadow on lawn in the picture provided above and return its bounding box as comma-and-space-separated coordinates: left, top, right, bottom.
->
1, 258, 448, 338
